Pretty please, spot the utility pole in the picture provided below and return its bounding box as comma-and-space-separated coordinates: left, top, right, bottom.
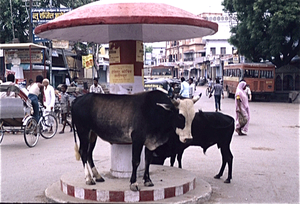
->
49, 0, 53, 85
9, 0, 15, 40
29, 0, 33, 42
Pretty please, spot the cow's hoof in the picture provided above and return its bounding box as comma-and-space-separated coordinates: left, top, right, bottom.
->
86, 179, 96, 185
144, 181, 154, 187
214, 174, 221, 179
130, 182, 140, 191
96, 177, 105, 182
224, 179, 231, 183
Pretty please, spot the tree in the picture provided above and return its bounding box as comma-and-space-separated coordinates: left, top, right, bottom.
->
0, 0, 96, 43
0, 0, 29, 43
145, 45, 153, 53
222, 0, 300, 67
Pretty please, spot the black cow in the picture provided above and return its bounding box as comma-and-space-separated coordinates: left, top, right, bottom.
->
71, 90, 199, 191
152, 110, 234, 183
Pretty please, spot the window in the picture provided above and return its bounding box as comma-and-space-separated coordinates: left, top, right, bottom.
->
243, 69, 259, 78
260, 70, 273, 79
221, 47, 226, 55
210, 47, 216, 55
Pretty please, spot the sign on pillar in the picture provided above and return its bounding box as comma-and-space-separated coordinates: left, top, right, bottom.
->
108, 40, 145, 178
109, 40, 144, 94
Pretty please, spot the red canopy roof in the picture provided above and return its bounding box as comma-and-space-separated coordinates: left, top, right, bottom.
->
35, 2, 218, 43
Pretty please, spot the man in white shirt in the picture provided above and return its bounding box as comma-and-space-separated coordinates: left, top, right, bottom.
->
188, 78, 195, 98
179, 77, 189, 99
244, 84, 252, 101
90, 77, 104, 94
42, 78, 55, 113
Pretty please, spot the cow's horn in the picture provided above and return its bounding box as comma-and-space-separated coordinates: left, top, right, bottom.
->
156, 103, 171, 111
192, 95, 200, 104
171, 98, 180, 107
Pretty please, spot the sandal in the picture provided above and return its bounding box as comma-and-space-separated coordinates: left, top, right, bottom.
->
59, 131, 64, 134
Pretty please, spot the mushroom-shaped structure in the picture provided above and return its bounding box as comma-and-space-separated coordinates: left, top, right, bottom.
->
35, 0, 218, 197
35, 0, 218, 94
35, 1, 218, 43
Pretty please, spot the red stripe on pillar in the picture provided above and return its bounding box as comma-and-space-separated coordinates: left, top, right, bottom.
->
84, 189, 97, 201
140, 190, 154, 201
164, 187, 176, 198
109, 191, 125, 202
67, 184, 74, 197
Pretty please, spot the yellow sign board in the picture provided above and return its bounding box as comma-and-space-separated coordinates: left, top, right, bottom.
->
110, 64, 134, 83
82, 54, 93, 69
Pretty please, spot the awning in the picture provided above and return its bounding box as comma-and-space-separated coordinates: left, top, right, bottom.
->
0, 43, 47, 50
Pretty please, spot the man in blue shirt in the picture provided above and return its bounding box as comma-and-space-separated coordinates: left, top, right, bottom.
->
210, 78, 224, 112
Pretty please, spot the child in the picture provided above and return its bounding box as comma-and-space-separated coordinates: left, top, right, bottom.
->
59, 84, 72, 134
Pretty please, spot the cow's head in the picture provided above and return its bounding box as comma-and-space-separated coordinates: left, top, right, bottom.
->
173, 97, 199, 143
158, 96, 200, 143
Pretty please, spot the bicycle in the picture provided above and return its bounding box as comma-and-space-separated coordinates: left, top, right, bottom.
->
206, 86, 212, 97
37, 102, 58, 139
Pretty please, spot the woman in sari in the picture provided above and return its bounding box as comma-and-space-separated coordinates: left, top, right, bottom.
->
235, 81, 250, 135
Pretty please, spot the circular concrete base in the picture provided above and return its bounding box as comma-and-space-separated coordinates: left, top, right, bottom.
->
45, 165, 212, 203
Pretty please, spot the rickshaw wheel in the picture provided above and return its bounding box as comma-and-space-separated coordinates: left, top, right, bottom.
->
24, 117, 39, 147
39, 114, 58, 139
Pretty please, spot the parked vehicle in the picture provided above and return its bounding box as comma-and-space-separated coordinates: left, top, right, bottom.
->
223, 63, 275, 101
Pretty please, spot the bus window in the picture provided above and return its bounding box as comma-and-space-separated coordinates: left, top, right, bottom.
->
243, 70, 259, 78
237, 69, 241, 77
260, 70, 273, 79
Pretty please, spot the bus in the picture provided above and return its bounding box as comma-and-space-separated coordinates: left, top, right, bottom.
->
144, 65, 178, 80
223, 63, 276, 100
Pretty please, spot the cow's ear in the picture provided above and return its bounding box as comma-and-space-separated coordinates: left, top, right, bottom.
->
170, 99, 180, 107
156, 103, 172, 111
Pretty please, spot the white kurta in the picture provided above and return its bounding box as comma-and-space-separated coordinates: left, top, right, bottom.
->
44, 85, 55, 112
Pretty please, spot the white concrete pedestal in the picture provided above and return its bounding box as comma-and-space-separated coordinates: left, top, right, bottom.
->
110, 144, 145, 178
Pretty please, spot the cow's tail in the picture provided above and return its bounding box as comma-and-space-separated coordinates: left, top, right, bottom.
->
72, 119, 81, 161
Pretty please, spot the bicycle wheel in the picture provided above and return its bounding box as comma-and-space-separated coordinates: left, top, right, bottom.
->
0, 125, 4, 144
39, 114, 58, 139
24, 117, 39, 147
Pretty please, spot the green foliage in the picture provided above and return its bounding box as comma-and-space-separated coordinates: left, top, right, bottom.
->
222, 0, 300, 67
145, 45, 153, 53
0, 0, 30, 43
0, 0, 96, 43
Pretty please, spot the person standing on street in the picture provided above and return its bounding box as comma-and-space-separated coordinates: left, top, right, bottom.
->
89, 77, 104, 93
59, 84, 72, 134
42, 79, 55, 114
210, 78, 224, 112
188, 78, 195, 98
179, 77, 190, 99
42, 79, 55, 132
235, 81, 250, 136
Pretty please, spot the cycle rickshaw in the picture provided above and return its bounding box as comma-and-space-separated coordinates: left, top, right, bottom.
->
0, 84, 58, 147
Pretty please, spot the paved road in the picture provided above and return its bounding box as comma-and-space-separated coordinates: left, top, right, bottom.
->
0, 86, 299, 203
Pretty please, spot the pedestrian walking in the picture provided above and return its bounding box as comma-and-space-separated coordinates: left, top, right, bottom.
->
179, 77, 189, 99
59, 84, 72, 134
209, 78, 224, 112
235, 81, 250, 136
89, 77, 104, 93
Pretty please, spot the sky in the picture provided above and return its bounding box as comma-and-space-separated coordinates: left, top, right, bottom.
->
99, 0, 224, 15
